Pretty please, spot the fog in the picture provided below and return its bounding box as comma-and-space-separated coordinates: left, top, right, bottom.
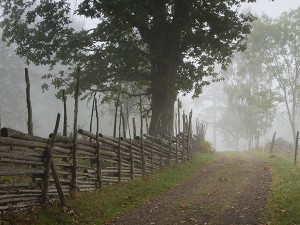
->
1, 1, 300, 152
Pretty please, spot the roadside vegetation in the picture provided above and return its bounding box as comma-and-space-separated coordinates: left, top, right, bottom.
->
255, 150, 300, 225
1, 152, 215, 225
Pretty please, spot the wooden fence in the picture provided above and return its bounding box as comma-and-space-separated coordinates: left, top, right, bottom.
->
0, 68, 204, 212
0, 123, 200, 212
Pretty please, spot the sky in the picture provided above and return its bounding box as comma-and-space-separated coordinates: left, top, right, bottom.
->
241, 0, 300, 18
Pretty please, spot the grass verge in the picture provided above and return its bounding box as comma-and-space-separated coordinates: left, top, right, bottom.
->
255, 151, 300, 225
1, 152, 215, 225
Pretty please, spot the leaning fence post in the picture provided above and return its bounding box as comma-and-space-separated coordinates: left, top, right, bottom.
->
294, 131, 299, 165
42, 113, 65, 206
25, 68, 33, 135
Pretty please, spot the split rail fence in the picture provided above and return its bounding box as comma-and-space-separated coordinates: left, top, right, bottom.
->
0, 123, 200, 212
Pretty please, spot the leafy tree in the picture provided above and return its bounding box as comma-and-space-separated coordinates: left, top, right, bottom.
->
0, 0, 256, 134
247, 8, 300, 143
220, 53, 276, 149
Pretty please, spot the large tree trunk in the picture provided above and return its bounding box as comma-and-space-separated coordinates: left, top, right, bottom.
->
149, 59, 178, 135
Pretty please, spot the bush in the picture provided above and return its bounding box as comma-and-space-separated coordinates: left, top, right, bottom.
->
198, 141, 214, 153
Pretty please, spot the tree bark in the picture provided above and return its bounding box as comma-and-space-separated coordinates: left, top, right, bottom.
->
149, 60, 178, 135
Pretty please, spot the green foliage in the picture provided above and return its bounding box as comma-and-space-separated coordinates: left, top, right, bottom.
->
199, 141, 214, 153
255, 151, 300, 225
218, 52, 276, 149
245, 8, 300, 142
0, 0, 256, 132
0, 0, 255, 98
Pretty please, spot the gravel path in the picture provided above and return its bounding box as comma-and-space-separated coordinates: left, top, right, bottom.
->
107, 152, 271, 225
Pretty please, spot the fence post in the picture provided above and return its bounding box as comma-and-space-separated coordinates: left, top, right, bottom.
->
62, 89, 68, 136
130, 138, 134, 180
151, 138, 154, 171
168, 134, 172, 165
132, 118, 137, 138
118, 106, 122, 183
159, 120, 163, 168
113, 92, 120, 138
294, 131, 299, 165
269, 131, 276, 155
127, 107, 134, 180
186, 110, 192, 160
140, 96, 145, 175
177, 98, 181, 134
71, 67, 80, 193
89, 94, 95, 141
94, 96, 102, 188
25, 68, 33, 135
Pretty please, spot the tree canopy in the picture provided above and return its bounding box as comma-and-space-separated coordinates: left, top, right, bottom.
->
245, 7, 300, 143
0, 0, 256, 134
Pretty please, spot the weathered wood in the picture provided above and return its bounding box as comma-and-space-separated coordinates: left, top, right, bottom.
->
177, 98, 181, 134
118, 106, 122, 183
0, 152, 42, 162
1, 128, 47, 142
140, 96, 145, 175
0, 168, 44, 176
62, 89, 68, 136
49, 134, 96, 147
132, 118, 137, 138
42, 113, 65, 207
113, 92, 120, 138
71, 67, 80, 193
94, 96, 102, 188
25, 68, 33, 135
186, 110, 192, 160
0, 157, 43, 166
89, 94, 96, 141
0, 137, 47, 149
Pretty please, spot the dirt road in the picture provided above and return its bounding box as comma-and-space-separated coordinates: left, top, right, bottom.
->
107, 152, 271, 225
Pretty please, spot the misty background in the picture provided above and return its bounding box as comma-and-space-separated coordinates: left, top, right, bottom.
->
0, 0, 300, 151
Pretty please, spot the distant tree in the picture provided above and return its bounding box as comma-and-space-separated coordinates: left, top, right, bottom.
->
0, 0, 256, 134
192, 81, 227, 149
217, 108, 246, 150
247, 8, 300, 143
220, 52, 276, 149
